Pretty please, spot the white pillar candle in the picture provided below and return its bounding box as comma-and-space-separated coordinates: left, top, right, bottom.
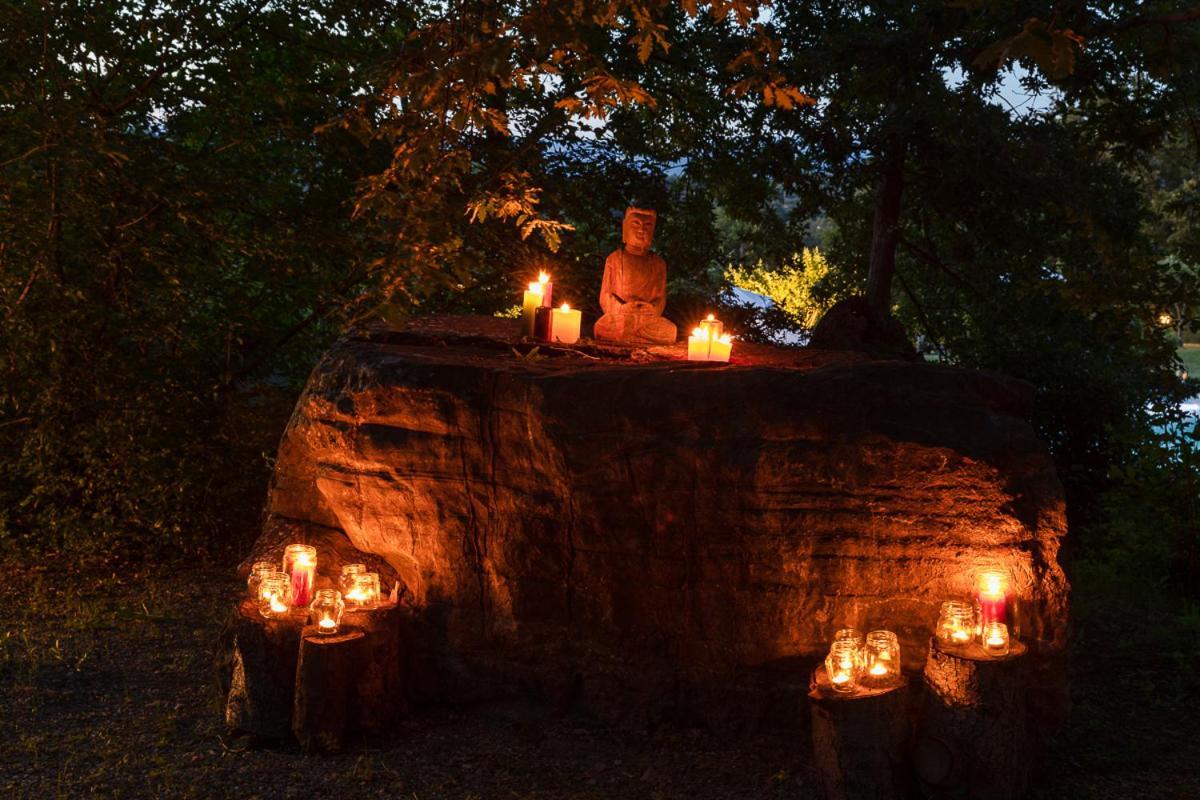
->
708, 334, 733, 363
552, 303, 581, 344
687, 327, 711, 361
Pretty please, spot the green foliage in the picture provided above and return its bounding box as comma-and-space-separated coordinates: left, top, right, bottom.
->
0, 0, 397, 555
726, 248, 837, 330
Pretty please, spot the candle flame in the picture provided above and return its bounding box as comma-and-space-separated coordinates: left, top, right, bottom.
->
345, 588, 365, 602
691, 327, 703, 338
319, 617, 335, 629
831, 672, 850, 684
951, 629, 970, 642
269, 595, 287, 613
706, 313, 715, 322
869, 664, 887, 676
295, 553, 314, 568
979, 570, 1006, 599
538, 271, 549, 284
560, 302, 570, 312
527, 281, 542, 294
718, 334, 731, 344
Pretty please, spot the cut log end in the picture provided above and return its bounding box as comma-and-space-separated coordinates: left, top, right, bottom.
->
808, 667, 912, 800
917, 637, 1031, 800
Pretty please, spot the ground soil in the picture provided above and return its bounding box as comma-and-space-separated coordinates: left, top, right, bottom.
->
1, 557, 1197, 799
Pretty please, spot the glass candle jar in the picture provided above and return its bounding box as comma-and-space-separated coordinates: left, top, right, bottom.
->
936, 600, 976, 647
246, 561, 276, 598
309, 589, 345, 635
862, 630, 902, 687
283, 544, 317, 607
976, 568, 1008, 626
257, 572, 291, 619
833, 628, 864, 648
825, 640, 862, 694
338, 563, 366, 598
981, 621, 1010, 656
345, 572, 381, 610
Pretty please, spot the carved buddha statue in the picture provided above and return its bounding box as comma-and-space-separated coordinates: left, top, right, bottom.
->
593, 206, 678, 345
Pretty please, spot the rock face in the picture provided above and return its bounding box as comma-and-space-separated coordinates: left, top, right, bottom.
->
249, 315, 1069, 729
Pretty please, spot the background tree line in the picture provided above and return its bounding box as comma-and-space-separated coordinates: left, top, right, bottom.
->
2, 1, 1198, 593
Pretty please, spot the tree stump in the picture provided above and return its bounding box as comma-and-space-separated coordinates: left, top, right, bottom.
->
808, 667, 912, 800
915, 638, 1030, 800
343, 603, 407, 734
224, 599, 304, 739
292, 627, 366, 754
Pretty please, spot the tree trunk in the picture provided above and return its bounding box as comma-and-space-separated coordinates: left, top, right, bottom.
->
344, 604, 408, 733
916, 638, 1031, 800
224, 600, 304, 739
809, 671, 912, 800
293, 627, 367, 754
866, 154, 904, 328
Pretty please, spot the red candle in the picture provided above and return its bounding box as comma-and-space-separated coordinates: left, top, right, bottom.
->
976, 568, 1008, 626
283, 544, 317, 608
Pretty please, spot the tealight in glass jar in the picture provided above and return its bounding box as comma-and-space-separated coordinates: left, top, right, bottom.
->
309, 589, 345, 635
825, 640, 863, 694
861, 630, 902, 687
339, 563, 366, 597
257, 572, 291, 619
246, 561, 276, 599
981, 621, 1010, 656
345, 572, 381, 610
936, 600, 976, 647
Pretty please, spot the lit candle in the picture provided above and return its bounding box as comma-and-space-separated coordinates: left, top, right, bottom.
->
825, 640, 862, 694
861, 630, 901, 688
283, 544, 317, 608
687, 327, 711, 361
309, 589, 344, 635
521, 281, 544, 336
257, 572, 290, 619
698, 313, 723, 340
708, 334, 733, 363
982, 621, 1010, 656
552, 303, 582, 344
345, 572, 381, 610
936, 600, 976, 647
976, 568, 1008, 627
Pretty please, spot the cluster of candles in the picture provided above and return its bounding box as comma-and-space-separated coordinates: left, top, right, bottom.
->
935, 568, 1014, 657
246, 544, 384, 636
687, 315, 733, 363
824, 628, 902, 693
823, 568, 1018, 693
521, 272, 581, 344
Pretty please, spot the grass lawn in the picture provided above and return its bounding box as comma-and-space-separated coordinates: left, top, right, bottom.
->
2, 555, 1198, 799
1180, 344, 1200, 379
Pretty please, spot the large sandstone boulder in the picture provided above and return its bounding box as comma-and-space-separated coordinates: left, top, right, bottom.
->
246, 315, 1069, 729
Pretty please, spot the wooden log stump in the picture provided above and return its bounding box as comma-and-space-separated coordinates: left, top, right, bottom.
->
224, 599, 304, 739
344, 603, 407, 734
809, 667, 912, 800
293, 627, 366, 754
915, 638, 1030, 800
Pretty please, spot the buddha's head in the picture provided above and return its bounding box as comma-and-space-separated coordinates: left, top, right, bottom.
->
622, 207, 657, 255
